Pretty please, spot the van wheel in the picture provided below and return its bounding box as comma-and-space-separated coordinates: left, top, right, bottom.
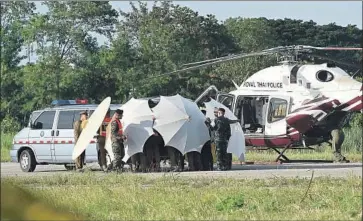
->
64, 165, 76, 171
19, 149, 36, 172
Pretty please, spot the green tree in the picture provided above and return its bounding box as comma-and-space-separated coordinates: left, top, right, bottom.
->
22, 1, 118, 105
0, 1, 36, 125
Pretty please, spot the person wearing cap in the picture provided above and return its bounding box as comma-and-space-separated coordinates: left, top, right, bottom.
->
73, 111, 89, 172
109, 108, 126, 172
96, 109, 111, 172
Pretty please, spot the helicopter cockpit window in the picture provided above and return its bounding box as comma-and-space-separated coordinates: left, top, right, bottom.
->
316, 70, 334, 82
268, 98, 288, 123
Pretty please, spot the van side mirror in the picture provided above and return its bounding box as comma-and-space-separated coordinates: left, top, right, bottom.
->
31, 122, 43, 129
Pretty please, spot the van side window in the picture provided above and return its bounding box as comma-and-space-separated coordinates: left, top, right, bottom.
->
33, 111, 56, 129
268, 98, 288, 123
57, 111, 76, 129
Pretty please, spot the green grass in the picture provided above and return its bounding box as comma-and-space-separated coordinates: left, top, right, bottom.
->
2, 174, 362, 220
239, 148, 362, 163
1, 133, 14, 162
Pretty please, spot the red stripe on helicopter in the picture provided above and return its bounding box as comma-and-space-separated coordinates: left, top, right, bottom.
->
336, 96, 362, 111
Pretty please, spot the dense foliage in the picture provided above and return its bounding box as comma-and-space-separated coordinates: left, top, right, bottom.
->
1, 1, 362, 131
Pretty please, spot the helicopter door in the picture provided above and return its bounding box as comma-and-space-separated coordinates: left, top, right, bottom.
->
217, 93, 235, 112
264, 96, 291, 136
194, 85, 219, 107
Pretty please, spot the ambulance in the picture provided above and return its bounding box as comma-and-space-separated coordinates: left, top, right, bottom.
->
10, 99, 122, 172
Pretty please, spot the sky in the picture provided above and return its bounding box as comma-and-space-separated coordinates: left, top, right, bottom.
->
23, 1, 362, 64
110, 1, 362, 27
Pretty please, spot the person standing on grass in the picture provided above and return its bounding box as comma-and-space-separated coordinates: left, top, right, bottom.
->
96, 109, 111, 172
206, 108, 231, 171
109, 109, 127, 172
73, 111, 89, 172
201, 109, 213, 171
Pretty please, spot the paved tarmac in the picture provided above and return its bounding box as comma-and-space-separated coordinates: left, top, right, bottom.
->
1, 162, 362, 179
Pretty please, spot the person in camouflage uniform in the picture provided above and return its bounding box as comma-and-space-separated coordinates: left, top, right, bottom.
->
206, 108, 232, 171
73, 111, 88, 172
109, 109, 126, 172
324, 111, 351, 163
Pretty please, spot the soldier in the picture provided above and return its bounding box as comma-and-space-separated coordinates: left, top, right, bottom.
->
331, 129, 349, 163
109, 109, 126, 172
324, 112, 351, 163
96, 109, 111, 172
73, 111, 88, 172
206, 108, 231, 171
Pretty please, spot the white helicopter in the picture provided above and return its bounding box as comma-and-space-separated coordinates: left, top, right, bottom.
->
149, 45, 362, 163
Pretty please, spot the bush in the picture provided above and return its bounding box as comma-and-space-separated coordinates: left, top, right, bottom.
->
1, 115, 21, 134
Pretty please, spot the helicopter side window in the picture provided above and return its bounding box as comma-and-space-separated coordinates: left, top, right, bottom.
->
268, 98, 288, 123
316, 70, 334, 82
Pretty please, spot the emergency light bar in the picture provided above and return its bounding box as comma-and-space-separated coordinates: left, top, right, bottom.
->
51, 99, 88, 106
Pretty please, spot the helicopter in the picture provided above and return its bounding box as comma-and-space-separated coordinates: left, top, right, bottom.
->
147, 45, 362, 163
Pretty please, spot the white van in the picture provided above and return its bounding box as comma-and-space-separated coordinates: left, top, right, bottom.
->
10, 100, 122, 172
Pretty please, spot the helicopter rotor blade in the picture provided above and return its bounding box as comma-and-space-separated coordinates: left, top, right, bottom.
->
145, 50, 272, 80
297, 45, 363, 51
311, 54, 362, 69
181, 54, 241, 67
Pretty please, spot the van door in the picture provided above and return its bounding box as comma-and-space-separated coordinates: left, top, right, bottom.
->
53, 110, 77, 162
194, 85, 219, 106
217, 93, 236, 112
264, 96, 291, 136
28, 110, 56, 162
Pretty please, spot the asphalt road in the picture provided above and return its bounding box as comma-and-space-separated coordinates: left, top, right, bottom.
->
1, 162, 362, 179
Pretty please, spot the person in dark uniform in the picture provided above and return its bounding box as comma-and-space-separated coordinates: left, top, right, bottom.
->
144, 130, 163, 172
131, 153, 147, 173
168, 147, 184, 172
206, 108, 232, 171
186, 151, 202, 171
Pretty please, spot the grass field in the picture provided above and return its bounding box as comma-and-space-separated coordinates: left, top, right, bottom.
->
2, 174, 362, 220
1, 130, 362, 163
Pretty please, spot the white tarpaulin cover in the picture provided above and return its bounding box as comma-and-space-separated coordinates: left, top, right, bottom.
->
121, 98, 154, 162
152, 94, 210, 154
204, 98, 246, 161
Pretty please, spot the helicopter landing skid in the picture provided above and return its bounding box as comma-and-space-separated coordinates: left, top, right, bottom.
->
270, 144, 334, 164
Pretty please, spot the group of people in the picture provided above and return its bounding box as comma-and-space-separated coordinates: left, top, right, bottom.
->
73, 106, 237, 173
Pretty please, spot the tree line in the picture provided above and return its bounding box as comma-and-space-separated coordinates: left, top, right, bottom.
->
1, 1, 362, 132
